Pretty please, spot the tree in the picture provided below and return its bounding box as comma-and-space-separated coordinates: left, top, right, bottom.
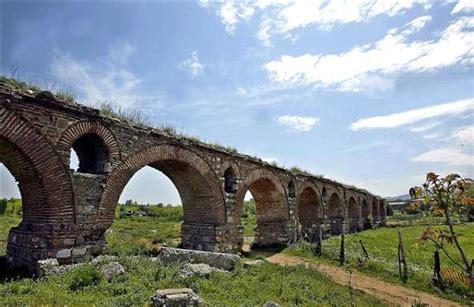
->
410, 172, 473, 287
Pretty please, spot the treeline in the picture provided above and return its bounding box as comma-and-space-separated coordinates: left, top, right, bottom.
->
116, 202, 183, 222
0, 198, 22, 216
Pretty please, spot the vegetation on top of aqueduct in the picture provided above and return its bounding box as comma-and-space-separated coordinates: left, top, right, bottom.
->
0, 75, 378, 196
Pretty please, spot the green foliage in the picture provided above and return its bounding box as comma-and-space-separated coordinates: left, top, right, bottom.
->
0, 256, 382, 305
106, 204, 183, 256
156, 123, 177, 135
241, 199, 257, 237
0, 75, 40, 93
0, 199, 7, 215
410, 173, 472, 214
289, 166, 303, 173
0, 75, 75, 102
193, 262, 381, 306
55, 89, 75, 103
68, 265, 104, 291
410, 173, 473, 287
98, 101, 153, 127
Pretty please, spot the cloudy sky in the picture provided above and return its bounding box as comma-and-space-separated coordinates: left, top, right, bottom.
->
1, 0, 473, 204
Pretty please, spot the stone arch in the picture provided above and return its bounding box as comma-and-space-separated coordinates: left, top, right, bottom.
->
347, 196, 360, 232
57, 121, 120, 174
98, 144, 225, 226
0, 107, 74, 224
0, 107, 75, 269
236, 168, 290, 247
297, 181, 322, 241
361, 197, 371, 229
327, 191, 344, 235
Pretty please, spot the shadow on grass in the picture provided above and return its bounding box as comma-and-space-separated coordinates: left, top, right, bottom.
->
241, 244, 286, 259
0, 256, 31, 282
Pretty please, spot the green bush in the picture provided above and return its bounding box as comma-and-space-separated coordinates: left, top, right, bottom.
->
0, 199, 7, 215
68, 265, 103, 291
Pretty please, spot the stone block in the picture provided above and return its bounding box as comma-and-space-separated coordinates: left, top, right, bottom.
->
100, 262, 125, 281
37, 258, 59, 277
72, 247, 87, 256
158, 247, 240, 271
63, 238, 75, 246
56, 249, 71, 259
150, 288, 203, 307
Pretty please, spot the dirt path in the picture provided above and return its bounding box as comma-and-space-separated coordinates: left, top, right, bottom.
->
265, 252, 461, 307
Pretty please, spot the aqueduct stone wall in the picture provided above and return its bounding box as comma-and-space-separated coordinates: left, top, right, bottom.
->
0, 82, 386, 272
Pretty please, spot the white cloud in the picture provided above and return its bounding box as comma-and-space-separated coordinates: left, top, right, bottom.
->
50, 44, 166, 110
204, 1, 257, 34
276, 115, 319, 132
411, 147, 473, 166
199, 0, 431, 45
452, 0, 474, 14
409, 122, 442, 133
274, 0, 429, 33
350, 98, 474, 131
236, 86, 247, 95
264, 16, 474, 92
179, 51, 205, 78
450, 125, 474, 145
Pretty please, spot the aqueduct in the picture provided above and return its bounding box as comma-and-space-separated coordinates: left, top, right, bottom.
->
0, 81, 386, 272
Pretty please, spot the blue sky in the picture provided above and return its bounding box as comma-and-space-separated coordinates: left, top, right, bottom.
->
1, 0, 473, 205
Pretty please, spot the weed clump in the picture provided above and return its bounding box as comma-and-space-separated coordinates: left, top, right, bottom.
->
68, 265, 103, 291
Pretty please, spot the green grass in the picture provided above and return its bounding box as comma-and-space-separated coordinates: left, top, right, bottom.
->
0, 215, 20, 255
0, 199, 383, 305
241, 199, 257, 237
285, 224, 474, 303
0, 256, 382, 306
0, 75, 75, 102
106, 215, 182, 255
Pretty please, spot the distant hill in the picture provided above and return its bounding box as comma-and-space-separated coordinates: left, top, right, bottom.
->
385, 194, 411, 201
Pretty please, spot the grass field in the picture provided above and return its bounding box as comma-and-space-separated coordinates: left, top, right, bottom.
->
0, 199, 384, 306
0, 256, 382, 306
285, 224, 474, 303
1, 198, 472, 304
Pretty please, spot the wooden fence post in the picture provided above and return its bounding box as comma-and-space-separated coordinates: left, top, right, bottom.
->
340, 232, 345, 266
397, 230, 408, 283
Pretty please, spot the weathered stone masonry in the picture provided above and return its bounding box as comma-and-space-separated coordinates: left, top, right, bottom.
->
0, 83, 386, 272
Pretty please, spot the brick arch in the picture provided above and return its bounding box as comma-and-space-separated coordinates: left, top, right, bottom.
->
57, 120, 120, 172
0, 107, 74, 224
347, 196, 360, 232
361, 197, 371, 229
236, 168, 290, 246
97, 144, 225, 226
327, 191, 344, 235
297, 181, 322, 239
235, 168, 288, 222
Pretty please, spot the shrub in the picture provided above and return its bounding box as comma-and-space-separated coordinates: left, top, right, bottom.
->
68, 265, 103, 291
0, 199, 7, 215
